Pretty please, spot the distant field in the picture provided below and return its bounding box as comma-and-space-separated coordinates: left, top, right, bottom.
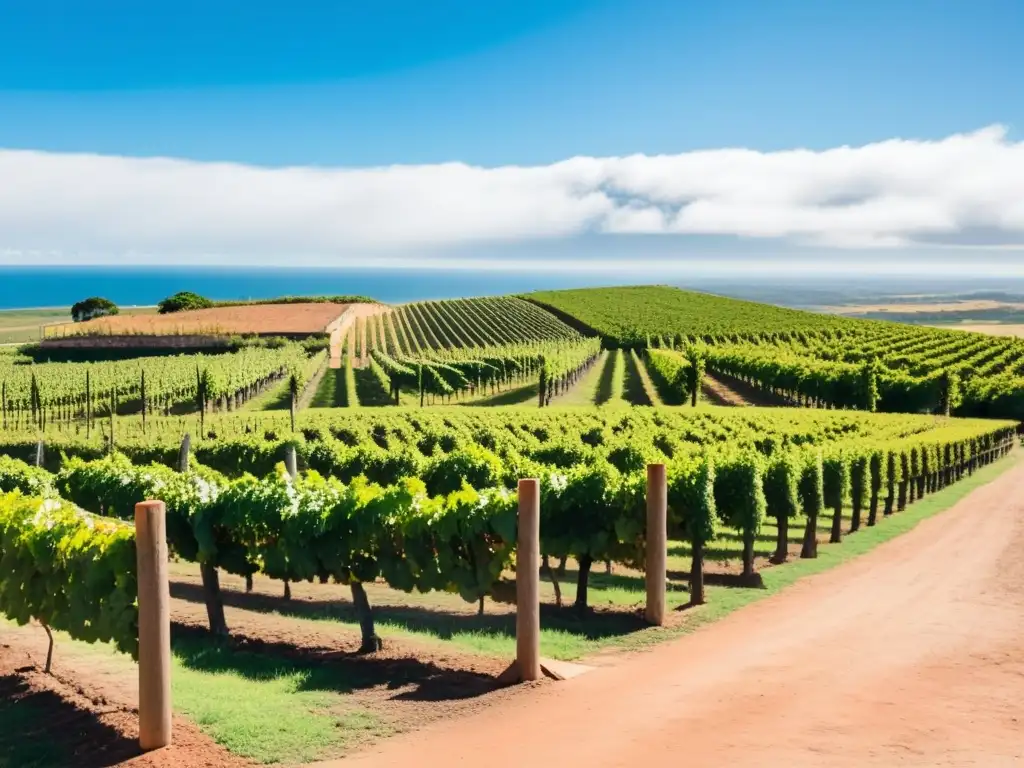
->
45, 302, 354, 338
821, 299, 1024, 328
0, 306, 156, 344
822, 299, 1024, 315
929, 323, 1024, 337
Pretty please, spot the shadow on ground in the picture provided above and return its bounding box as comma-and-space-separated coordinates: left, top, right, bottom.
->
0, 673, 141, 768
170, 625, 502, 702
170, 575, 655, 649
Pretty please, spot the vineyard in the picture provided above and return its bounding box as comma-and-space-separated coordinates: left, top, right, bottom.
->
524, 285, 854, 345
332, 296, 599, 407
697, 325, 1024, 419
2, 283, 1023, 765
14, 286, 1024, 420
380, 296, 582, 351
0, 342, 319, 430
523, 285, 1024, 421
0, 405, 1014, 650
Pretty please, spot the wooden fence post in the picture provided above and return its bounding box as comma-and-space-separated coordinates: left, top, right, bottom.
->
645, 463, 667, 626
135, 500, 172, 751
284, 444, 298, 480
177, 434, 190, 473
516, 478, 541, 682
282, 444, 298, 600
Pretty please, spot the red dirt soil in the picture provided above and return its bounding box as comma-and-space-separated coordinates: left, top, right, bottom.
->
1, 564, 521, 768
55, 302, 353, 337
333, 459, 1024, 768
701, 371, 795, 407
0, 641, 249, 768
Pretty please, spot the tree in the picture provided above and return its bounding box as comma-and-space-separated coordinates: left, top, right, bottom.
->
158, 291, 215, 314
70, 297, 119, 322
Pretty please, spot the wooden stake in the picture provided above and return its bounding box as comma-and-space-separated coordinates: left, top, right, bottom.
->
85, 370, 91, 438
135, 500, 172, 751
177, 434, 191, 473
515, 478, 541, 682
645, 463, 667, 626
141, 369, 147, 435
284, 444, 298, 480
109, 388, 116, 453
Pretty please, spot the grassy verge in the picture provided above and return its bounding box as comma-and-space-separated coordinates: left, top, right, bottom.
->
237, 377, 292, 412
310, 367, 346, 408
460, 382, 538, 406
624, 350, 658, 406
172, 636, 386, 764
598, 349, 627, 406
0, 306, 157, 345
577, 451, 1019, 655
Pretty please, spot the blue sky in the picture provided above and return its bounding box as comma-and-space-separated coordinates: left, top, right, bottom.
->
1, 0, 1023, 272
2, 0, 1020, 165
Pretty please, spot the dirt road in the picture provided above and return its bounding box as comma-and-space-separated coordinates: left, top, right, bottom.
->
337, 460, 1024, 768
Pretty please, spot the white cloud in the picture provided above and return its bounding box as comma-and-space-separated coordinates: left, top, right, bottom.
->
1, 125, 1023, 262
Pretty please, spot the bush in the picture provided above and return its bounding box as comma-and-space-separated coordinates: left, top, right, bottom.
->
158, 291, 215, 314
71, 296, 119, 322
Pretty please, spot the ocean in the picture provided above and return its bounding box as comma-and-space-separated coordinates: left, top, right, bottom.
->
0, 266, 624, 310
0, 265, 1016, 312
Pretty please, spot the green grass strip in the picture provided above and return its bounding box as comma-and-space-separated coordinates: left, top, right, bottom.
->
172, 637, 386, 764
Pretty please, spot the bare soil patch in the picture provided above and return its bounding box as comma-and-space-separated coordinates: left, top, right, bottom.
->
51, 303, 354, 338
929, 322, 1024, 337
823, 299, 1024, 314
701, 371, 794, 407
0, 636, 249, 768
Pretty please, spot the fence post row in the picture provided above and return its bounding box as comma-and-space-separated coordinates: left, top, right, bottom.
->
510, 465, 668, 682
135, 500, 172, 751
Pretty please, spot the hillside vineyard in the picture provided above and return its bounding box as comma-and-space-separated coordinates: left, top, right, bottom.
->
2, 283, 1023, 688
524, 286, 1024, 420
5, 286, 1024, 425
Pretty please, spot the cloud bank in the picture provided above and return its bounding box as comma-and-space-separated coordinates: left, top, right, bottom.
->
1, 125, 1022, 262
